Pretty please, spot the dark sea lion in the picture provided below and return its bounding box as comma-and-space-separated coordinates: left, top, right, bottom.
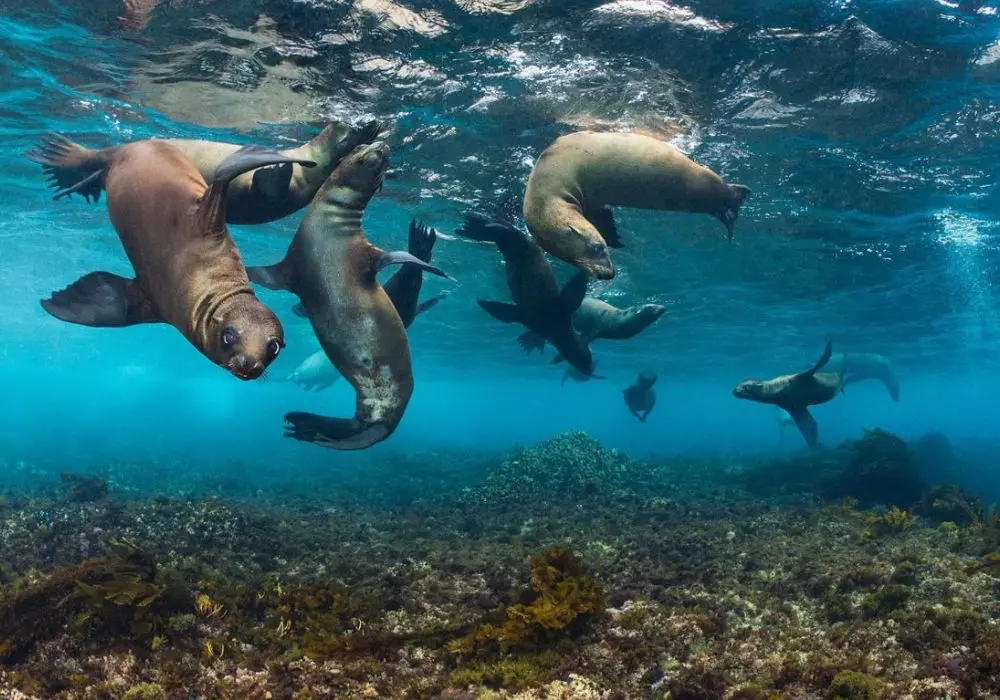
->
26, 119, 385, 224
523, 130, 750, 279
453, 213, 594, 376
32, 141, 316, 380
623, 372, 657, 422
824, 351, 900, 402
733, 342, 844, 449
247, 142, 451, 450
517, 297, 666, 361
283, 219, 450, 392
561, 361, 604, 385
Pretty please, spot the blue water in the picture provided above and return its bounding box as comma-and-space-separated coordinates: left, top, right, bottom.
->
2, 0, 1000, 483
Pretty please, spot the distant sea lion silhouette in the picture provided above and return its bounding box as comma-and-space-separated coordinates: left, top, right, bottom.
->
32, 141, 315, 380
283, 220, 450, 392
733, 341, 844, 449
523, 130, 750, 279
517, 297, 666, 362
26, 119, 385, 225
623, 372, 657, 422
824, 352, 899, 402
454, 212, 594, 376
247, 142, 451, 450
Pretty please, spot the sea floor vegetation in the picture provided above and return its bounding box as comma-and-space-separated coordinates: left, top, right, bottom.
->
2, 430, 1000, 699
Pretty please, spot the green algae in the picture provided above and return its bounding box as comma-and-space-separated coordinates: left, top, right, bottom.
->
860, 585, 911, 619
826, 670, 884, 700
123, 683, 168, 700
448, 651, 564, 690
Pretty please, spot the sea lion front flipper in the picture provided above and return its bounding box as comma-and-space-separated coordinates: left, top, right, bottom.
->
197, 145, 319, 231
377, 250, 454, 280
717, 184, 751, 242
585, 205, 623, 249
25, 133, 108, 203
785, 405, 818, 449
40, 272, 160, 327
517, 330, 546, 355
247, 259, 296, 292
478, 300, 522, 324
415, 291, 449, 316
284, 411, 391, 451
558, 270, 589, 313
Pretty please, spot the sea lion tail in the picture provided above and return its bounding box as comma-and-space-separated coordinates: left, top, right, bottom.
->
718, 184, 751, 242
516, 330, 546, 355
25, 133, 110, 203
284, 412, 392, 451
408, 219, 438, 262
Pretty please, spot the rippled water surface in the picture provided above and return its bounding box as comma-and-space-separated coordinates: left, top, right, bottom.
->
1, 0, 999, 457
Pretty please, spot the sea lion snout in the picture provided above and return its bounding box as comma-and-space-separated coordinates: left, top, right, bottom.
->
211, 299, 285, 380
733, 380, 760, 400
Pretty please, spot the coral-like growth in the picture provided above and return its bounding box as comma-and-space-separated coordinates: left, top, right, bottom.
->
825, 429, 926, 509
867, 506, 916, 534
449, 546, 605, 654
59, 471, 109, 502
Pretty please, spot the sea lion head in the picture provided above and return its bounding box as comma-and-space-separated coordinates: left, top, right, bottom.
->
560, 223, 615, 280
318, 141, 390, 209
733, 379, 766, 401
315, 119, 390, 170
636, 304, 667, 323
209, 296, 285, 381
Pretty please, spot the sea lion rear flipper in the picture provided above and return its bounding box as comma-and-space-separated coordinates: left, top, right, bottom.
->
284, 411, 390, 451
478, 300, 522, 324
806, 340, 833, 375
408, 220, 438, 262
586, 205, 623, 249
559, 271, 589, 314
717, 184, 751, 242
291, 302, 307, 318
197, 145, 318, 231
247, 259, 296, 292
415, 291, 449, 316
40, 272, 159, 327
785, 405, 819, 449
25, 133, 108, 203
377, 250, 454, 281
516, 330, 546, 355
250, 162, 294, 200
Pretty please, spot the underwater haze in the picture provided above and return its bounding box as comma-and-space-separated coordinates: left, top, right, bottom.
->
4, 1, 1000, 698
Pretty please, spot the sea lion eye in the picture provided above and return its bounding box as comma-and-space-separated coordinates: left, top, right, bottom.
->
586, 241, 606, 256
266, 339, 282, 360
220, 327, 237, 349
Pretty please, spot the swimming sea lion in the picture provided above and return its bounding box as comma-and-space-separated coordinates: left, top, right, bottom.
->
26, 119, 385, 224
560, 360, 605, 385
453, 212, 594, 376
517, 297, 666, 361
522, 130, 750, 279
34, 141, 316, 380
733, 342, 844, 449
283, 219, 450, 392
623, 372, 657, 422
247, 142, 451, 450
824, 352, 899, 402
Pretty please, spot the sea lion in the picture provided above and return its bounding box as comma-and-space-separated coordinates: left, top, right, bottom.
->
522, 130, 750, 279
824, 352, 899, 402
453, 212, 594, 376
247, 142, 451, 450
26, 119, 385, 224
623, 372, 657, 422
283, 219, 450, 392
32, 141, 316, 380
733, 342, 844, 449
517, 297, 666, 361
561, 361, 604, 385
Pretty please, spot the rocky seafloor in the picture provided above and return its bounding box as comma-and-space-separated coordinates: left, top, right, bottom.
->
2, 430, 1000, 700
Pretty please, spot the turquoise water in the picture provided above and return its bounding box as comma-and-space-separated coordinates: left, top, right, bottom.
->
2, 0, 999, 471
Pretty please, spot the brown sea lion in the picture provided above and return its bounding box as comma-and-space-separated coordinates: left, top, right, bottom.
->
522, 130, 750, 279
623, 372, 657, 422
517, 297, 666, 362
31, 141, 316, 380
453, 213, 595, 376
26, 119, 385, 225
733, 342, 844, 449
247, 142, 452, 450
284, 219, 450, 392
